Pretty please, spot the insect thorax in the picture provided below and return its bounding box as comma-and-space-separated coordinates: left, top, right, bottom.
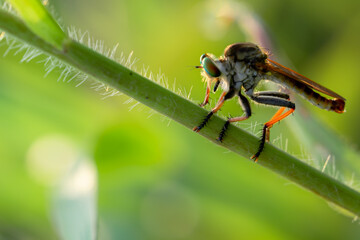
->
211, 59, 261, 94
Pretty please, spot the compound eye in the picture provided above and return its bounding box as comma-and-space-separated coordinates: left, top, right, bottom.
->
202, 57, 221, 77
200, 54, 207, 64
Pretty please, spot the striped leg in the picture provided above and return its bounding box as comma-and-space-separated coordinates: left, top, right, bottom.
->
247, 92, 295, 162
217, 91, 251, 142
193, 91, 228, 132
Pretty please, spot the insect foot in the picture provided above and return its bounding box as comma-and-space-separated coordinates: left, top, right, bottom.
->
217, 120, 230, 142
193, 111, 214, 132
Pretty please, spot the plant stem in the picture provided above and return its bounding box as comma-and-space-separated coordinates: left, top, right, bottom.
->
1, 9, 360, 216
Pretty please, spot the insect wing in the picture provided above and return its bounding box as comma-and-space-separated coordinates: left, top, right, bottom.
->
267, 59, 346, 101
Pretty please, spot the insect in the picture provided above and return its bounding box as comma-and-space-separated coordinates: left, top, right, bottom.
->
193, 42, 346, 161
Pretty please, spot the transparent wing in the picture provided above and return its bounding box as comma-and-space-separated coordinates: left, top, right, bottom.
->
267, 59, 346, 101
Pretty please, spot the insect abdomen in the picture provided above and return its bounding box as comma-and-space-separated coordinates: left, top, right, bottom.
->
273, 74, 345, 113
330, 98, 345, 113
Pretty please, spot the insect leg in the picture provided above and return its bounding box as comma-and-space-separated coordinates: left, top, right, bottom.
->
253, 91, 290, 99
200, 80, 211, 107
213, 79, 220, 92
193, 89, 234, 132
264, 107, 286, 142
217, 91, 251, 142
247, 94, 295, 162
253, 91, 290, 141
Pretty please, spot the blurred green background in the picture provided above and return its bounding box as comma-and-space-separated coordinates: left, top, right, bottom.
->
1, 0, 360, 239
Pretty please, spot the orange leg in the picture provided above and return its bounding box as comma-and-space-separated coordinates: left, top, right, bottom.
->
193, 91, 227, 132
251, 107, 295, 162
265, 108, 294, 128
269, 107, 285, 121
212, 91, 227, 113
265, 107, 285, 142
200, 80, 211, 107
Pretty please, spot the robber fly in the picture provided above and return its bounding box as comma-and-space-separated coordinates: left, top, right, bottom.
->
193, 42, 345, 161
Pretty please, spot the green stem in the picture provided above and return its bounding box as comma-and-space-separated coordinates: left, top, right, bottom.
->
1, 9, 360, 216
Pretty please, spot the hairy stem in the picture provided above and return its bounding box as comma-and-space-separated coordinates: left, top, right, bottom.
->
1, 9, 360, 215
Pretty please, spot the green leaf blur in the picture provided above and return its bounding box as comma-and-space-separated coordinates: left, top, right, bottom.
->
9, 0, 66, 48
